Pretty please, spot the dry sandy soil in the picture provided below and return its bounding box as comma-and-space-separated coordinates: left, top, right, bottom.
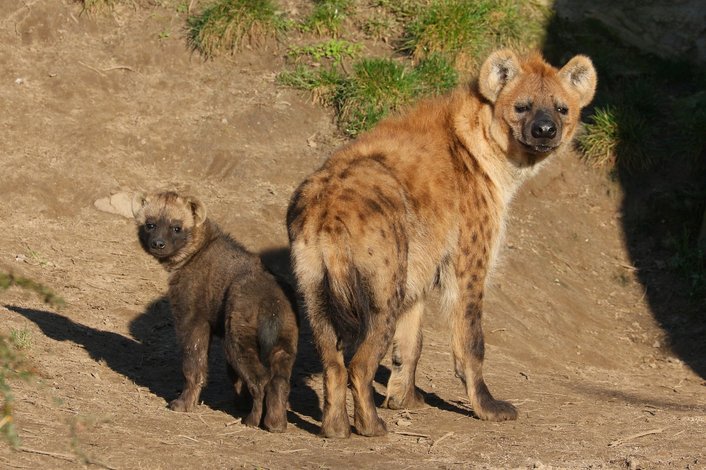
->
1, 1, 704, 469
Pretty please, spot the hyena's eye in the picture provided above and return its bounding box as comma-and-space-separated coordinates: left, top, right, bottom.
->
172, 226, 182, 233
514, 103, 530, 113
556, 105, 568, 115
145, 223, 156, 231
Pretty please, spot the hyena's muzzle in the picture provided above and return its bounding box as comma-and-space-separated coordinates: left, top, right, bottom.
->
521, 108, 563, 154
138, 219, 188, 259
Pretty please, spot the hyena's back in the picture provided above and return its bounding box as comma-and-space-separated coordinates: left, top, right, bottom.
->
288, 103, 463, 344
288, 154, 410, 343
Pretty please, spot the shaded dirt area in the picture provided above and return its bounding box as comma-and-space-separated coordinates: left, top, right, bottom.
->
1, 1, 704, 468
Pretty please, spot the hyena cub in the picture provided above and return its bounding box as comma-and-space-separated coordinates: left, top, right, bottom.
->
288, 49, 597, 438
133, 191, 298, 432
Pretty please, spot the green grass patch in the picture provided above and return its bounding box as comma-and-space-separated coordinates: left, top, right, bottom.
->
372, 0, 426, 20
300, 0, 354, 37
280, 53, 457, 136
187, 0, 287, 58
9, 329, 32, 351
288, 39, 362, 66
578, 104, 657, 172
402, 0, 548, 70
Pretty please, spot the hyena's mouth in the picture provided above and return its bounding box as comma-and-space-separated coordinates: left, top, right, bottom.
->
149, 249, 173, 259
520, 140, 558, 154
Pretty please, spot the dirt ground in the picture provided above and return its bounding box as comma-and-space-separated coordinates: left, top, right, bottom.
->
1, 1, 704, 469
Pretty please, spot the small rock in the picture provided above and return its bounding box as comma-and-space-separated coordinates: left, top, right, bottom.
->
94, 191, 139, 219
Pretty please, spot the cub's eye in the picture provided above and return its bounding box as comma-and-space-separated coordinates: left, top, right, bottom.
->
172, 226, 182, 233
145, 223, 156, 231
556, 105, 568, 115
514, 103, 530, 113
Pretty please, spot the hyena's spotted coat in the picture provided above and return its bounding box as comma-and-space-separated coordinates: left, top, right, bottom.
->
287, 49, 597, 438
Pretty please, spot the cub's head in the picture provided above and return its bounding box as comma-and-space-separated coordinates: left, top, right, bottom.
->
132, 191, 207, 265
479, 49, 597, 166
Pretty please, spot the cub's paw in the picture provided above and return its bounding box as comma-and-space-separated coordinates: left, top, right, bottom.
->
168, 398, 193, 412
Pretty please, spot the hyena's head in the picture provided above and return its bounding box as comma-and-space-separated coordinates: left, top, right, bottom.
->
479, 49, 597, 166
132, 191, 207, 265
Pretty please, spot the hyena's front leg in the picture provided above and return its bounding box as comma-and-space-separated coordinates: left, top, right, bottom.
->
450, 286, 517, 421
384, 300, 425, 410
170, 322, 211, 412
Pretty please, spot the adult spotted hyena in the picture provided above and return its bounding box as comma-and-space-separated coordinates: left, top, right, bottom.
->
133, 191, 298, 432
287, 49, 597, 438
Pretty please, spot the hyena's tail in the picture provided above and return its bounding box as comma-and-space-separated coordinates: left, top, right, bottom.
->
291, 223, 375, 347
319, 254, 373, 346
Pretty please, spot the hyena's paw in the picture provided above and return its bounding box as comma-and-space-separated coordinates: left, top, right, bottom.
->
476, 399, 518, 421
384, 388, 425, 410
320, 412, 352, 438
354, 415, 388, 437
168, 397, 193, 412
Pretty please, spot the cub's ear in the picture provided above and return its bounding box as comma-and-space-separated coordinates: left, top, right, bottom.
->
187, 197, 207, 227
131, 192, 148, 220
478, 49, 521, 103
558, 55, 597, 108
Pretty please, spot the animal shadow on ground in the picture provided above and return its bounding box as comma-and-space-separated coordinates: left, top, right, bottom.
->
542, 12, 706, 380
373, 366, 475, 418
8, 246, 322, 434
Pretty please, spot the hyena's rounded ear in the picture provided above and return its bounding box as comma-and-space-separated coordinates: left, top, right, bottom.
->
188, 197, 207, 227
478, 48, 521, 103
131, 192, 148, 220
558, 55, 597, 108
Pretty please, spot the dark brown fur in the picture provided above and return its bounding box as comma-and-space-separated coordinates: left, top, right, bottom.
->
287, 49, 597, 438
134, 191, 298, 432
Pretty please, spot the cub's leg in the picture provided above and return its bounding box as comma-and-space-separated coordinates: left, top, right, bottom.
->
225, 341, 269, 428
170, 322, 211, 412
227, 364, 252, 410
383, 300, 425, 410
348, 314, 395, 437
263, 347, 296, 433
450, 285, 517, 421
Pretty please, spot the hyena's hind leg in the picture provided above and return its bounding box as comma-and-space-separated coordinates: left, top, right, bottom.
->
383, 300, 425, 410
263, 346, 296, 433
348, 310, 397, 436
450, 291, 517, 422
310, 310, 351, 438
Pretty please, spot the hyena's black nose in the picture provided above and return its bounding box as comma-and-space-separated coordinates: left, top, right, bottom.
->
151, 239, 166, 250
531, 118, 557, 139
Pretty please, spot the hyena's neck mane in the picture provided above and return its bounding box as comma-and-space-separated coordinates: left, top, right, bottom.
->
161, 219, 219, 272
